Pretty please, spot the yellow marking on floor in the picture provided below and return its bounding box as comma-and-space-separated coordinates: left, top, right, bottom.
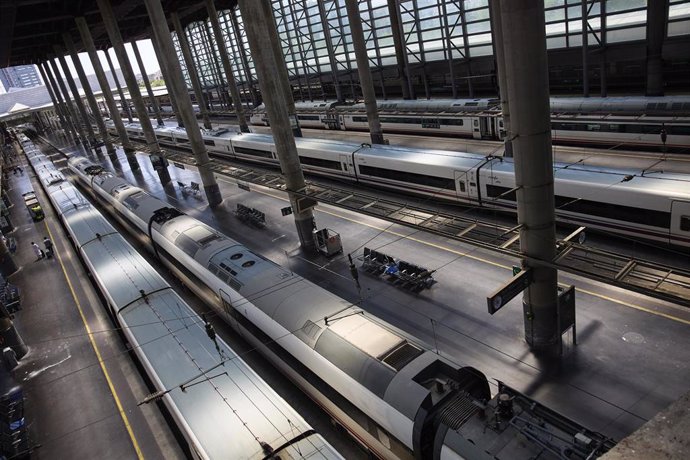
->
44, 222, 145, 459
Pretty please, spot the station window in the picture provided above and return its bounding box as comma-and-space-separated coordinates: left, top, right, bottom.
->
681, 216, 690, 231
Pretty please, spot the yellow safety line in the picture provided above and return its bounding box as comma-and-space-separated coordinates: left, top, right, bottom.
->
44, 222, 145, 459
227, 179, 690, 326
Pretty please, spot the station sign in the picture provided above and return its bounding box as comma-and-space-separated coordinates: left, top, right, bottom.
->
487, 268, 532, 315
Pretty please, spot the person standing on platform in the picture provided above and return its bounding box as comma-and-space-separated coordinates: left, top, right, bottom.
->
43, 237, 53, 259
31, 242, 44, 260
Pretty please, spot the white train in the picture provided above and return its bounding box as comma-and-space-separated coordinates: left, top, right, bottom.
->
247, 96, 690, 151
68, 152, 615, 459
22, 139, 343, 460
112, 122, 690, 248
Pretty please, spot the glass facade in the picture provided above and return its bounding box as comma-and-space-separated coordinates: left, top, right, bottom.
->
171, 0, 690, 99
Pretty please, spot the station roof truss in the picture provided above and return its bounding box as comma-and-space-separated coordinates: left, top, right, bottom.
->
0, 0, 237, 68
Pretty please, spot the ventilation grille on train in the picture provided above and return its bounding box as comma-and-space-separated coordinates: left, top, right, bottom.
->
381, 342, 423, 371
438, 392, 480, 430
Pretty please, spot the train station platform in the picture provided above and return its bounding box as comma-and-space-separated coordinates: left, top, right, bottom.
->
39, 133, 690, 449
3, 139, 183, 458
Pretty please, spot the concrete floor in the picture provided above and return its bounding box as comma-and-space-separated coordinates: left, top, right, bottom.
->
43, 132, 690, 447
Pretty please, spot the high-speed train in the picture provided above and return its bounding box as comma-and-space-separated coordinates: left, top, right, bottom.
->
22, 138, 342, 460
247, 96, 690, 151
113, 122, 690, 248
67, 151, 616, 459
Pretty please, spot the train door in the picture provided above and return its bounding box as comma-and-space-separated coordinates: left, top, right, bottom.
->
454, 170, 471, 201
472, 118, 481, 139
340, 154, 354, 178
670, 200, 690, 245
219, 288, 234, 317
339, 114, 347, 130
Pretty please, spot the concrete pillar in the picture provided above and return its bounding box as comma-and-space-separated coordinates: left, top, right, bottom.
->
48, 57, 87, 145
75, 16, 134, 161
489, 0, 512, 157
345, 0, 384, 145
37, 63, 68, 132
500, 0, 558, 351
171, 12, 213, 130
64, 33, 116, 156
582, 0, 589, 97
54, 45, 98, 146
131, 40, 165, 127
97, 0, 167, 177
143, 0, 221, 206
239, 0, 316, 251
388, 0, 412, 99
259, 0, 302, 137
205, 0, 250, 133
103, 47, 133, 123
646, 0, 668, 96
43, 60, 78, 140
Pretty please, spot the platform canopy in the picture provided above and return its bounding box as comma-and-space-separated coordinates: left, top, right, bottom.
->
0, 0, 237, 68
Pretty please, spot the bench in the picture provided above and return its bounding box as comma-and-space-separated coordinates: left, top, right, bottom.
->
360, 247, 435, 291
235, 203, 266, 228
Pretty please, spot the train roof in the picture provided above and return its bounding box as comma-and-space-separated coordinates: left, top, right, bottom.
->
550, 95, 690, 116
346, 98, 500, 113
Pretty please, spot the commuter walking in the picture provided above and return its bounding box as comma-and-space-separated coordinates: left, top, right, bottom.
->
43, 237, 53, 259
31, 242, 44, 260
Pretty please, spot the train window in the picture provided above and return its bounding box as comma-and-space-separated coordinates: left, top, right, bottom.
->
669, 126, 690, 135
298, 156, 341, 170
473, 120, 479, 127
297, 115, 320, 121
558, 197, 671, 228
234, 146, 273, 158
353, 116, 368, 122
681, 216, 690, 231
204, 139, 215, 146
458, 181, 466, 192
358, 165, 454, 190
230, 253, 243, 260
486, 184, 516, 201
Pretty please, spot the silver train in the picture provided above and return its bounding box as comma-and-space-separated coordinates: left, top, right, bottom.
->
248, 96, 690, 151
68, 152, 616, 459
113, 122, 690, 248
22, 138, 342, 460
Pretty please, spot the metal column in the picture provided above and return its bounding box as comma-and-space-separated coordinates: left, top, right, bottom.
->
171, 12, 213, 130
239, 0, 316, 251
64, 33, 115, 155
37, 63, 68, 133
48, 57, 87, 146
260, 0, 302, 137
54, 45, 98, 146
75, 17, 134, 161
582, 0, 589, 97
230, 8, 259, 106
646, 0, 668, 96
150, 33, 184, 128
317, 1, 344, 102
103, 48, 132, 123
600, 0, 607, 97
98, 0, 167, 177
345, 0, 384, 144
387, 0, 412, 99
205, 0, 250, 133
489, 0, 512, 157
500, 0, 558, 350
131, 40, 165, 127
143, 0, 222, 207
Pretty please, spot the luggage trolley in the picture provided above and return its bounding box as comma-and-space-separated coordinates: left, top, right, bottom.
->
313, 228, 342, 257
